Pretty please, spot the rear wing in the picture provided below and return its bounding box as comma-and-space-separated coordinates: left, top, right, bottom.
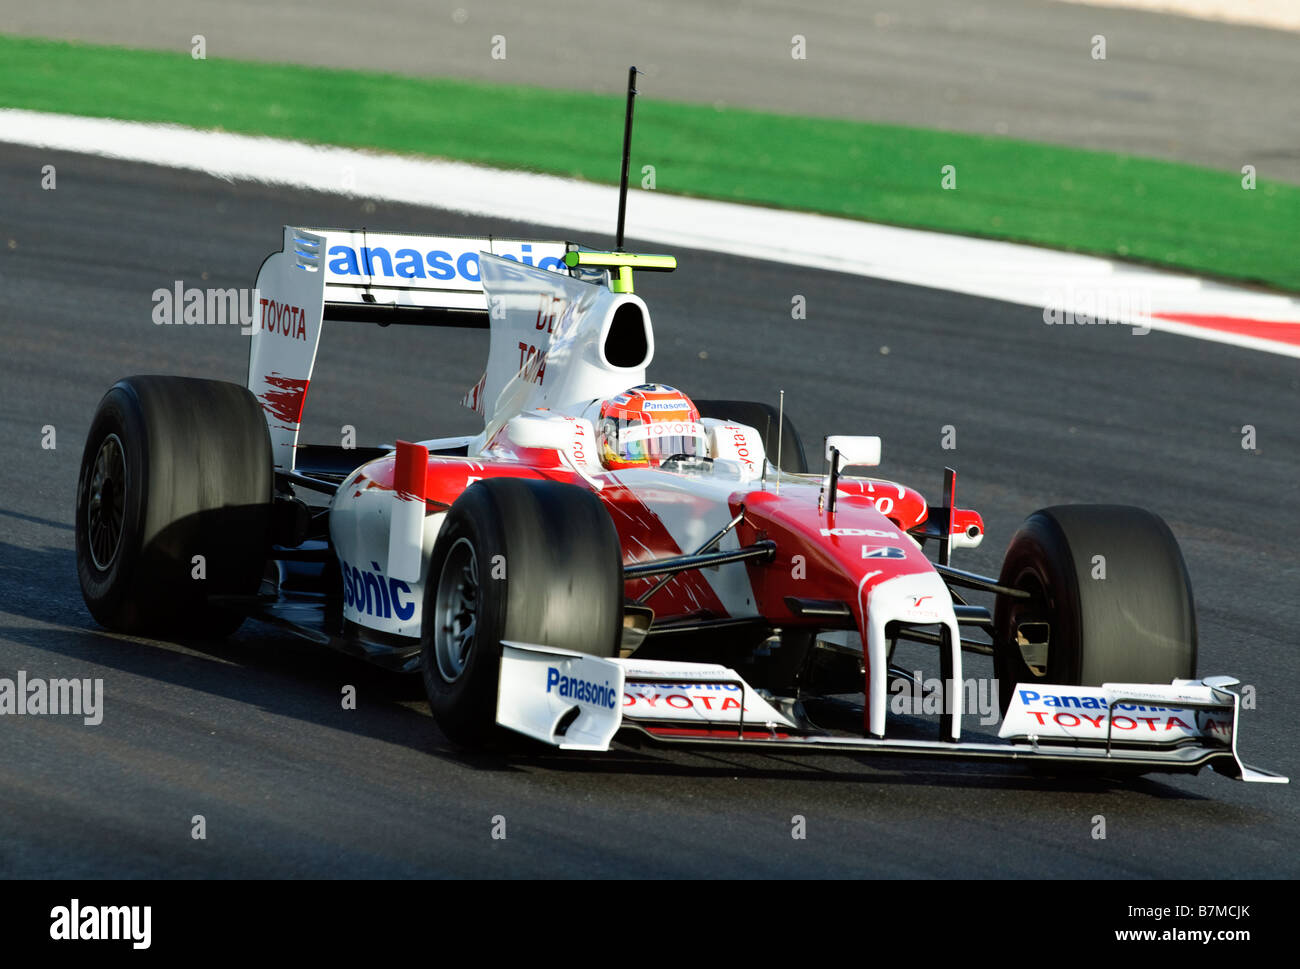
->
247, 226, 568, 468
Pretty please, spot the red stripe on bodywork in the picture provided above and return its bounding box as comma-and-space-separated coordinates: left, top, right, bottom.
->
599, 478, 730, 617
257, 372, 309, 427
393, 440, 429, 502
1153, 313, 1300, 347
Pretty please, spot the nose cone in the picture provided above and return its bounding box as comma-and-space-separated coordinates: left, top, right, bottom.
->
738, 484, 937, 622
737, 484, 962, 740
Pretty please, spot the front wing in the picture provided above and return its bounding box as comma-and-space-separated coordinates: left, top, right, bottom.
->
497, 643, 1287, 784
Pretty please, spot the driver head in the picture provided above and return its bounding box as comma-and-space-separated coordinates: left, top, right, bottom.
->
597, 384, 708, 470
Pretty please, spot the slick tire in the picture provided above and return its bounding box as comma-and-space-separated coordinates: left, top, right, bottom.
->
693, 399, 808, 473
75, 376, 273, 637
993, 505, 1197, 715
421, 478, 623, 749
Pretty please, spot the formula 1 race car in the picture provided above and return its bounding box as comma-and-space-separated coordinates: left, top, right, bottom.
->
72, 221, 1286, 786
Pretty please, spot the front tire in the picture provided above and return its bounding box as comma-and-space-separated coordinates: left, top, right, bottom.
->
993, 505, 1197, 714
421, 478, 623, 748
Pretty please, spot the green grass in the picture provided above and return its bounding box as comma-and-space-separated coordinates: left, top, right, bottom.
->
3, 34, 1297, 291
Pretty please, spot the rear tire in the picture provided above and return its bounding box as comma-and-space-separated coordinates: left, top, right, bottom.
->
693, 399, 807, 473
75, 376, 272, 636
421, 478, 623, 749
993, 505, 1197, 714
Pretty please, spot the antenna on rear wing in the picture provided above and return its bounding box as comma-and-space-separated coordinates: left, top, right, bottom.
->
615, 66, 641, 251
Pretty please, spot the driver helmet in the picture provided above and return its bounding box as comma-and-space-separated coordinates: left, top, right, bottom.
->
597, 384, 709, 470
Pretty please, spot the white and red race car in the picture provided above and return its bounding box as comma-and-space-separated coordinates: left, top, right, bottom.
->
74, 225, 1286, 784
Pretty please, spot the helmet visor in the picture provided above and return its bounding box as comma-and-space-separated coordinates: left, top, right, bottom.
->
618, 420, 708, 463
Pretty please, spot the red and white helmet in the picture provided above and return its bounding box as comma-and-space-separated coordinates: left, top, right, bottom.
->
597, 384, 709, 470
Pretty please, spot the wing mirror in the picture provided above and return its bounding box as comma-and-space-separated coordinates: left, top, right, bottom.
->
822, 435, 882, 514
825, 435, 882, 468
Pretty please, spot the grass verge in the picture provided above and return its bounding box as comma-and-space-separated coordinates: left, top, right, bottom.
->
2, 34, 1296, 291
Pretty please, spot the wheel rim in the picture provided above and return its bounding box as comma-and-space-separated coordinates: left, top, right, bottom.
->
85, 433, 127, 571
433, 537, 479, 683
1007, 566, 1050, 678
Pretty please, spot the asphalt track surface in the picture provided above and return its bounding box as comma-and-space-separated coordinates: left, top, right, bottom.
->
2, 0, 1298, 182
0, 144, 1295, 879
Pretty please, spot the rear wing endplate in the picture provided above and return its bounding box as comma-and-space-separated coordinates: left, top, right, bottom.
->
246, 226, 568, 468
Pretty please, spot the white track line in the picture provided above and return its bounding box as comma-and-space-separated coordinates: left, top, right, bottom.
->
4, 108, 1298, 358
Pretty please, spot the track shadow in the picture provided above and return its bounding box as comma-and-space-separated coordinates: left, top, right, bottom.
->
4, 601, 1229, 799
0, 507, 75, 531
0, 617, 453, 749
0, 540, 83, 626
0, 541, 1242, 798
462, 735, 1221, 800
0, 531, 455, 753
